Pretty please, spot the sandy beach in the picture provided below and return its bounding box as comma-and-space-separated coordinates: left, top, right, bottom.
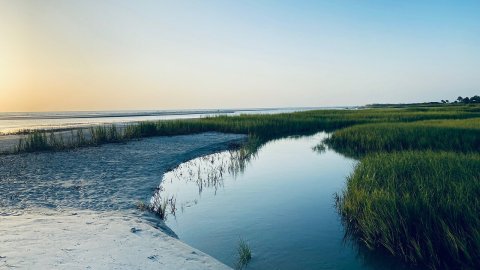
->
0, 209, 230, 270
0, 132, 245, 269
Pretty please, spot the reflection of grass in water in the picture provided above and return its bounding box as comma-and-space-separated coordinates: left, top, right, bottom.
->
137, 191, 177, 220
10, 105, 480, 269
235, 238, 252, 270
336, 151, 480, 269
152, 197, 168, 220
312, 143, 326, 153
11, 105, 480, 154
149, 143, 260, 222
150, 193, 177, 220
165, 142, 259, 196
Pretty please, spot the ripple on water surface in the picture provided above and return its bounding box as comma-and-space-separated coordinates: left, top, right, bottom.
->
154, 133, 413, 270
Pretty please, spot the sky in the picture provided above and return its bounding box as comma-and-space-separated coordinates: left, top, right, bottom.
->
0, 0, 479, 112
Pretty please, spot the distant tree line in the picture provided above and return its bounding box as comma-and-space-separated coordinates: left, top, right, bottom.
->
441, 95, 480, 104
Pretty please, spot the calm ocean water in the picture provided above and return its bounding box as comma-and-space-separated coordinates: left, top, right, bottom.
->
0, 107, 347, 134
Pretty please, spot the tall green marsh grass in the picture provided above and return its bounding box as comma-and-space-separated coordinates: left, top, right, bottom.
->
325, 118, 480, 156
336, 151, 480, 269
10, 105, 480, 154
325, 109, 480, 268
8, 104, 480, 269
15, 132, 50, 152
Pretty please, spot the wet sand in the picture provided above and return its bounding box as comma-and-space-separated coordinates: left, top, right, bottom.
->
0, 132, 245, 269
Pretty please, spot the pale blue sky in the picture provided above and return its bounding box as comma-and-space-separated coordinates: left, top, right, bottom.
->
1, 0, 479, 111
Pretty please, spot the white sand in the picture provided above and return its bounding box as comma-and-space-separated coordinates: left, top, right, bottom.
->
0, 133, 245, 269
0, 209, 230, 269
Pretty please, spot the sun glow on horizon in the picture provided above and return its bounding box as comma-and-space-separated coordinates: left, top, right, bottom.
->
1, 0, 479, 112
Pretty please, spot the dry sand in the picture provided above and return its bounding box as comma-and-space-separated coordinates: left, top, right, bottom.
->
0, 209, 230, 270
0, 132, 246, 269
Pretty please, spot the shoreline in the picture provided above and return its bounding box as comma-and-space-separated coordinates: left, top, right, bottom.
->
0, 132, 245, 269
0, 209, 231, 270
0, 107, 330, 136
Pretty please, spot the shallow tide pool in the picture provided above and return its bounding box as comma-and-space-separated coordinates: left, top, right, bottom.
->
153, 133, 409, 269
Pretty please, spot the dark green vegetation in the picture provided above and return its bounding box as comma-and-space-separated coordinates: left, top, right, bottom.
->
10, 104, 480, 154
336, 152, 480, 269
14, 126, 117, 153
367, 95, 480, 107
324, 104, 480, 269
453, 95, 480, 104
235, 238, 252, 270
325, 118, 480, 157
136, 193, 177, 221
8, 103, 480, 268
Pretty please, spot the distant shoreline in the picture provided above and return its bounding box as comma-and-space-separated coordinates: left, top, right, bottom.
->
0, 106, 352, 120
0, 107, 349, 136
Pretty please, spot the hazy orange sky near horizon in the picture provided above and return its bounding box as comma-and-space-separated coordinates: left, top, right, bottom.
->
1, 0, 479, 112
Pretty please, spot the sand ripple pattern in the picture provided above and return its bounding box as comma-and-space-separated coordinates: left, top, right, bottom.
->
0, 133, 245, 214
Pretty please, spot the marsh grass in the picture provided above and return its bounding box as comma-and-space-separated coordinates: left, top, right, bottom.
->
135, 199, 172, 220
151, 197, 169, 220
324, 118, 480, 157
148, 185, 177, 220
327, 116, 480, 268
337, 151, 480, 269
8, 104, 480, 269
75, 128, 87, 146
15, 132, 50, 152
135, 201, 149, 211
90, 125, 121, 144
235, 238, 252, 270
10, 105, 480, 154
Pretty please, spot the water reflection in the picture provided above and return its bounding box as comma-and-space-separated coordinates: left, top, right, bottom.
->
151, 146, 256, 220
150, 133, 411, 269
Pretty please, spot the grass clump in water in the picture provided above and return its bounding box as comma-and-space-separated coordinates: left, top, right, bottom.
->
235, 238, 252, 270
336, 151, 480, 269
136, 198, 169, 220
